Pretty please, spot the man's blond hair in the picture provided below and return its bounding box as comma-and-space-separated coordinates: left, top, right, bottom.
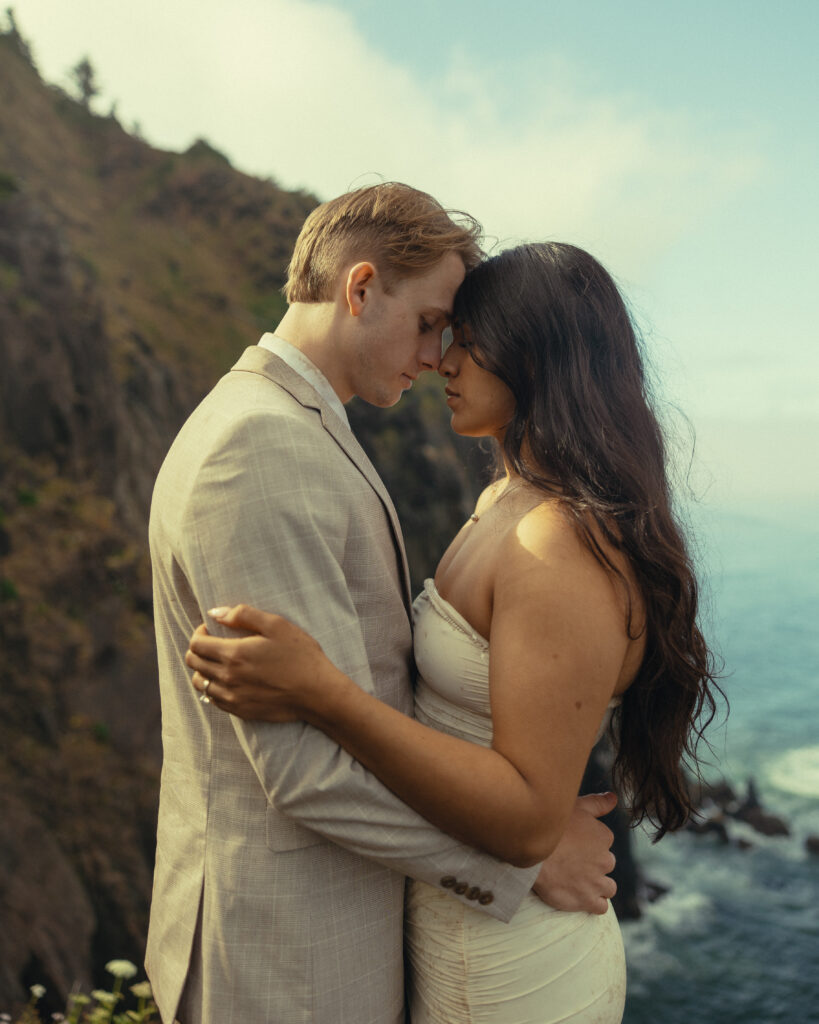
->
284, 182, 483, 303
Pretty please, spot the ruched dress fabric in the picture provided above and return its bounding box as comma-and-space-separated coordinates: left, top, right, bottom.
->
406, 579, 626, 1024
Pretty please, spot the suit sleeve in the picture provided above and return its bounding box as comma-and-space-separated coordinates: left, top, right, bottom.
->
178, 408, 538, 922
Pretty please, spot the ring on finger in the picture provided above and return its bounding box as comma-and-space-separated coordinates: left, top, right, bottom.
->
199, 677, 213, 704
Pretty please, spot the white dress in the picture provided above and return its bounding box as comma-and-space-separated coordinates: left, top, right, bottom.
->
406, 579, 626, 1024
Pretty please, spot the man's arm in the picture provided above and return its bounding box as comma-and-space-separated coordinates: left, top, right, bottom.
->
174, 407, 539, 921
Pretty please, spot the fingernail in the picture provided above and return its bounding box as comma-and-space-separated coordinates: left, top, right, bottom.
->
208, 606, 231, 618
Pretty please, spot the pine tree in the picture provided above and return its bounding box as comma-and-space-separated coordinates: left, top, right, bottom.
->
70, 56, 99, 108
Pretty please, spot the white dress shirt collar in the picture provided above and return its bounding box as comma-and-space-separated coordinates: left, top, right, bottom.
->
258, 333, 350, 429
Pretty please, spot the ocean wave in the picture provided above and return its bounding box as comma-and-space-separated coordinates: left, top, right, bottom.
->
766, 745, 819, 798
622, 887, 713, 943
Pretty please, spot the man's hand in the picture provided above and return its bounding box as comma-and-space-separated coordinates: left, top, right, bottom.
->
532, 792, 618, 915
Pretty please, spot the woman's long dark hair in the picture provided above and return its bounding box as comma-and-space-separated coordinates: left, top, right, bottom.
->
453, 242, 723, 838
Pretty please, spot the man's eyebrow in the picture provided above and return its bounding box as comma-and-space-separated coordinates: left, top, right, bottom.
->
423, 307, 453, 322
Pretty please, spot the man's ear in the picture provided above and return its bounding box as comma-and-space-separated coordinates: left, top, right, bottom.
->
345, 262, 377, 317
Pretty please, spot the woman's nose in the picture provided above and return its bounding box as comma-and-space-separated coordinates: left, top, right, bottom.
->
438, 347, 459, 378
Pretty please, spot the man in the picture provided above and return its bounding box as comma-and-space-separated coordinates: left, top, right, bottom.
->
145, 183, 617, 1024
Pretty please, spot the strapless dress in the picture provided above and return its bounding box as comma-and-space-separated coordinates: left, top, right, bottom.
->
406, 579, 626, 1024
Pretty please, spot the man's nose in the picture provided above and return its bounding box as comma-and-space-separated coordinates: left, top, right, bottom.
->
419, 335, 442, 372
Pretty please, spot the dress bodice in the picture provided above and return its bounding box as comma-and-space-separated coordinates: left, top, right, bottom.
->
412, 578, 494, 747
412, 577, 619, 750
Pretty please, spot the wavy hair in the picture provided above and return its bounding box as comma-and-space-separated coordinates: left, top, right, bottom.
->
453, 242, 724, 838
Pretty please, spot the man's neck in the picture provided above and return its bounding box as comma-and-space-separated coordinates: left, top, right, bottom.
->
273, 304, 352, 403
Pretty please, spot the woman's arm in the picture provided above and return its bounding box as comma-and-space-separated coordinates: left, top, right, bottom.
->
187, 504, 632, 867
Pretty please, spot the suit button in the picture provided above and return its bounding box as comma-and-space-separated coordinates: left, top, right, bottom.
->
454, 881, 468, 895
478, 891, 494, 905
466, 886, 481, 901
440, 876, 457, 889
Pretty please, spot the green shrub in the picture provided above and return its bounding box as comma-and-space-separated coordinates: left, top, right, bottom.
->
16, 488, 37, 506
0, 171, 19, 200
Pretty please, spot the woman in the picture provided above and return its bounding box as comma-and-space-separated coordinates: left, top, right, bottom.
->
185, 242, 721, 1023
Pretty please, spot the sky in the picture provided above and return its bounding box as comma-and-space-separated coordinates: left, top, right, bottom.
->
6, 0, 819, 514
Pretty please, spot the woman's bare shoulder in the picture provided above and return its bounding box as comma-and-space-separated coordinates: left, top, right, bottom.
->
497, 499, 628, 598
505, 499, 580, 560
498, 500, 643, 639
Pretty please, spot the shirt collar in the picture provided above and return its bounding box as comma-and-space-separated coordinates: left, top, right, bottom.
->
257, 333, 350, 429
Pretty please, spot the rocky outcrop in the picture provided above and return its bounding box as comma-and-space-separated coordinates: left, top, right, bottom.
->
686, 777, 793, 846
0, 25, 500, 1013
0, 793, 95, 1016
735, 779, 790, 837
0, 188, 186, 537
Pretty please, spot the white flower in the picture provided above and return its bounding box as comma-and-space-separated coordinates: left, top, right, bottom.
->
30, 984, 46, 1000
129, 981, 153, 999
104, 959, 138, 979
91, 990, 118, 1007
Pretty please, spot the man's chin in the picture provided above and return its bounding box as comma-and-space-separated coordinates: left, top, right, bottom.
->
360, 388, 404, 409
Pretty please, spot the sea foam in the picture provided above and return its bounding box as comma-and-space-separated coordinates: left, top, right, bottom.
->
766, 745, 819, 798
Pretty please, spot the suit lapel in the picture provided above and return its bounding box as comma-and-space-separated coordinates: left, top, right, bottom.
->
231, 346, 414, 614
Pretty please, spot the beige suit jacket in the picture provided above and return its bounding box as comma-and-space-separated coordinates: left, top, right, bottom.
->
144, 346, 537, 1024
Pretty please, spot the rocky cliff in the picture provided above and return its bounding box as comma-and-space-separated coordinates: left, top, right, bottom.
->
0, 25, 488, 1012
0, 21, 646, 1015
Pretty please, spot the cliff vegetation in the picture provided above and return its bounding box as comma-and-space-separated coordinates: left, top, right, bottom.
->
0, 18, 488, 1013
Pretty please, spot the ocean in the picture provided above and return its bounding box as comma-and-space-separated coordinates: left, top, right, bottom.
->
621, 506, 819, 1023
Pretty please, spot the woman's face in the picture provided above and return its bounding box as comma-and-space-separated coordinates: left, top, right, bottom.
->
438, 328, 515, 440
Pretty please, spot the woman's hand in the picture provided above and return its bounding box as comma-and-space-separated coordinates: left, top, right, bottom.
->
185, 604, 343, 722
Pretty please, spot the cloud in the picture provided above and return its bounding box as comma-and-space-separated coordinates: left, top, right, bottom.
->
14, 0, 761, 280
14, 0, 813, 506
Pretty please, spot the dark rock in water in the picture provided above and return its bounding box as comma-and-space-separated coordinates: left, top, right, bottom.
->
686, 814, 731, 844
805, 836, 819, 856
737, 777, 763, 814
736, 806, 790, 837
642, 879, 671, 903
690, 777, 738, 813
735, 780, 790, 836
687, 775, 791, 843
